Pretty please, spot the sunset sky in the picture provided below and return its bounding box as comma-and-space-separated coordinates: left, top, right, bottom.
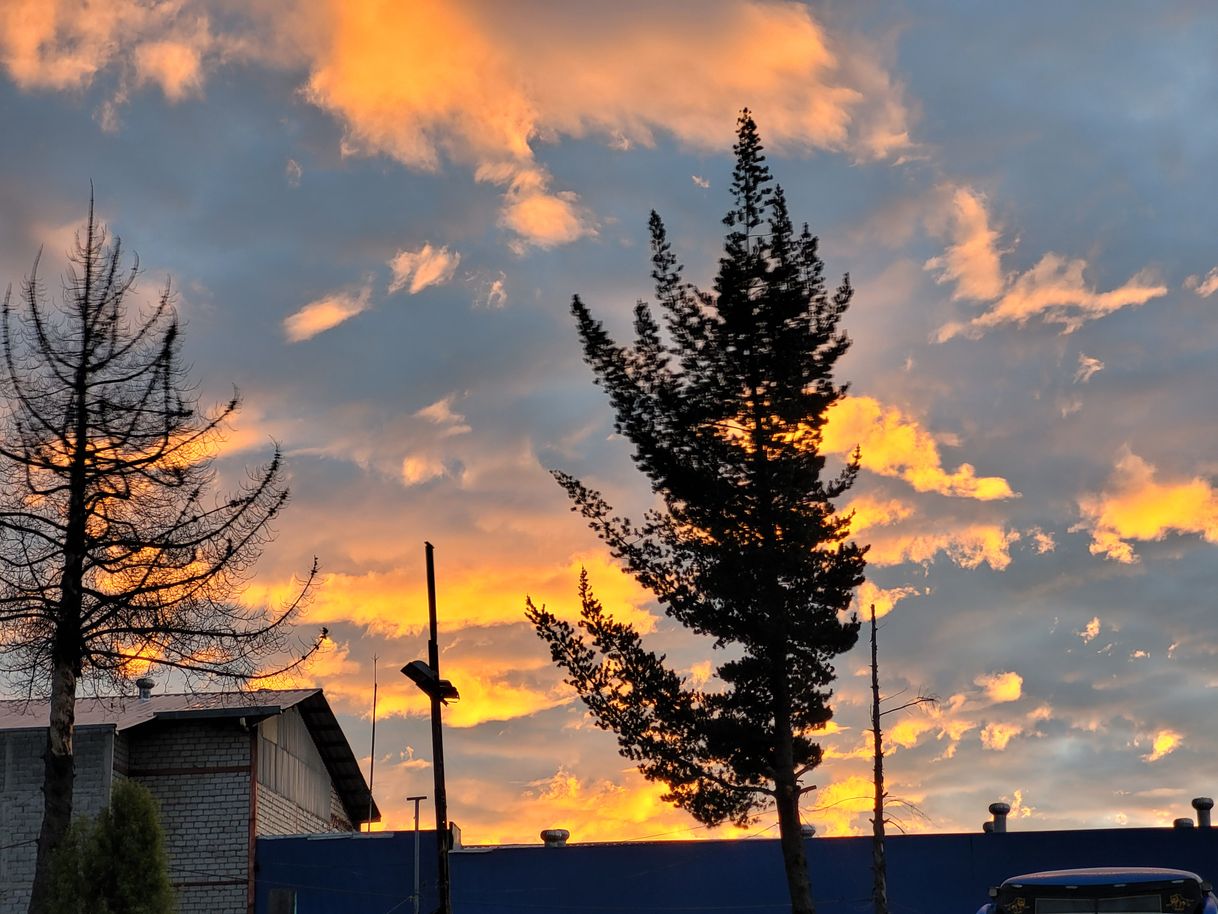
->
4, 0, 1218, 843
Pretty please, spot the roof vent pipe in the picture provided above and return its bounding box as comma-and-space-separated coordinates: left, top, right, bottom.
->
982, 821, 994, 834
1174, 817, 1195, 829
540, 828, 570, 848
135, 677, 155, 701
988, 802, 1011, 834
1192, 798, 1214, 828
800, 824, 816, 838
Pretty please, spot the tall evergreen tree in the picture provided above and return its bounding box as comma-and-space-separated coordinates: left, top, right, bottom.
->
528, 111, 865, 914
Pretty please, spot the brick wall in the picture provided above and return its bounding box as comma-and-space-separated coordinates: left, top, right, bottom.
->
0, 726, 114, 914
127, 718, 252, 914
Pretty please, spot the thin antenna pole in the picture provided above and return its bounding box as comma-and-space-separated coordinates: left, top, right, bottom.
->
870, 604, 889, 914
368, 655, 378, 832
407, 794, 426, 914
426, 542, 453, 914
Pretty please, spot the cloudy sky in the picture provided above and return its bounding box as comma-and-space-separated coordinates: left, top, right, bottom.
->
5, 0, 1218, 843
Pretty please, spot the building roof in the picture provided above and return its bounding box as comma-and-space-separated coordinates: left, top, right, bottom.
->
0, 687, 379, 825
1001, 868, 1205, 887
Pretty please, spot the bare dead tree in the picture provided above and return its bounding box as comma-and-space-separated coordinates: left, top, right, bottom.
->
0, 199, 320, 914
869, 604, 936, 914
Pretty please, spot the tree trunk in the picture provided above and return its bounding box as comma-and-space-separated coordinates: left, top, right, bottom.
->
870, 605, 889, 914
775, 769, 814, 914
29, 319, 89, 914
27, 654, 78, 914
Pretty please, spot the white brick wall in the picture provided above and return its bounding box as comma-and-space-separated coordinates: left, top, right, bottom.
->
1, 702, 361, 914
127, 718, 253, 914
0, 727, 114, 914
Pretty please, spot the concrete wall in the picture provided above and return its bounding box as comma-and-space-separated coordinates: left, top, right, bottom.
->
0, 726, 113, 914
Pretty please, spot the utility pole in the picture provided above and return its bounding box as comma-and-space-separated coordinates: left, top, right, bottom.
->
402, 543, 459, 914
426, 543, 452, 914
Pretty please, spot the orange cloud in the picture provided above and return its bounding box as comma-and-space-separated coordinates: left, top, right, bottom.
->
283, 285, 373, 342
445, 766, 754, 845
842, 494, 1024, 572
824, 396, 1016, 500
854, 581, 921, 620
868, 523, 1021, 571
346, 666, 571, 729
843, 495, 914, 534
980, 721, 1022, 751
975, 671, 1022, 703
924, 187, 1005, 301
0, 0, 217, 111
930, 186, 1167, 339
1, 1, 911, 248
242, 551, 657, 638
388, 243, 461, 294
1079, 616, 1101, 643
1075, 450, 1218, 563
1143, 729, 1182, 763
808, 774, 876, 837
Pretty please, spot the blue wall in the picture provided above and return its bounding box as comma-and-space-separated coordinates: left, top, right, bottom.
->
258, 827, 1218, 914
255, 831, 439, 914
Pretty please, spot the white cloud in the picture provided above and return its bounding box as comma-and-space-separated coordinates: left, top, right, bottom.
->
401, 454, 446, 486
1075, 354, 1104, 384
285, 158, 302, 188
476, 272, 508, 310
1184, 267, 1218, 297
691, 175, 710, 189
283, 285, 372, 342
388, 243, 461, 295
415, 395, 471, 437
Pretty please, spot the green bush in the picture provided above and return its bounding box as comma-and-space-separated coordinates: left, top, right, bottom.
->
44, 779, 176, 914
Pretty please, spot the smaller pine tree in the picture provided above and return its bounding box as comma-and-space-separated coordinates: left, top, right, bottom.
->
44, 779, 176, 914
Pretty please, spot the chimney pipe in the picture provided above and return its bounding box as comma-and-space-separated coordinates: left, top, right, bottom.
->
1193, 798, 1214, 828
1174, 818, 1195, 829
989, 802, 1011, 834
540, 828, 570, 848
983, 821, 994, 834
136, 677, 154, 701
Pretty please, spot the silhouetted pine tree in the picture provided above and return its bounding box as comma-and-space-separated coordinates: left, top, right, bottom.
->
528, 111, 865, 914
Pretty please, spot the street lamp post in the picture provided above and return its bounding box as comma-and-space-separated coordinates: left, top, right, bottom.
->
407, 795, 426, 914
402, 542, 459, 914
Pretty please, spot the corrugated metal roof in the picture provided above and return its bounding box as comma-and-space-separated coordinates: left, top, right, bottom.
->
0, 687, 379, 824
0, 688, 320, 731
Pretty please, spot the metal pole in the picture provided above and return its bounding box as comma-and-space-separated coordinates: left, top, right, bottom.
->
425, 542, 452, 914
368, 656, 378, 832
408, 795, 426, 914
